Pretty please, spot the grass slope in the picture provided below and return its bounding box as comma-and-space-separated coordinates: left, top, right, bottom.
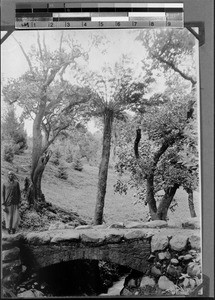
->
1, 149, 201, 225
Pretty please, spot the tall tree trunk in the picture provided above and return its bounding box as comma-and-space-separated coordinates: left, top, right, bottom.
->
185, 188, 197, 217
94, 109, 114, 225
156, 184, 179, 220
146, 175, 158, 220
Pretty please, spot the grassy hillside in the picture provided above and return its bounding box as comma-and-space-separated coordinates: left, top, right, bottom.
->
1, 148, 201, 225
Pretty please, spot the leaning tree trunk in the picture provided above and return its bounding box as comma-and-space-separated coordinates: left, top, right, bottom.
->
94, 109, 114, 225
156, 184, 179, 220
185, 187, 197, 217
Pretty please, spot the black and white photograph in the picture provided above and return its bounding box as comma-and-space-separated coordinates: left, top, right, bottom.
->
1, 1, 212, 296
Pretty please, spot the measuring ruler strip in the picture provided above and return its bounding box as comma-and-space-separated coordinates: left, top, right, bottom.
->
15, 20, 182, 29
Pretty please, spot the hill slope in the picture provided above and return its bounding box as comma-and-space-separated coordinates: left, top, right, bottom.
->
1, 149, 201, 227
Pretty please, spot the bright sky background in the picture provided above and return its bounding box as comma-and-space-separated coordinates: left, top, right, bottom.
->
1, 29, 166, 136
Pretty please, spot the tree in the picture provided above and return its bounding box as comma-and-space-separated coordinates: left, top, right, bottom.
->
2, 32, 91, 205
115, 86, 199, 220
79, 57, 155, 224
1, 104, 27, 152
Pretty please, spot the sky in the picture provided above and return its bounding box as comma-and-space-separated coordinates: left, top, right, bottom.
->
1, 28, 165, 136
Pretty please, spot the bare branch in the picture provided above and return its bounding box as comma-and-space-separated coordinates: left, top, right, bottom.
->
42, 32, 47, 55
37, 32, 43, 62
12, 35, 34, 74
59, 31, 64, 52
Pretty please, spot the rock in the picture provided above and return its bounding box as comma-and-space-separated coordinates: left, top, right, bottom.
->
105, 230, 124, 243
158, 252, 166, 260
182, 217, 200, 229
170, 258, 179, 265
189, 249, 197, 256
124, 230, 147, 240
178, 255, 184, 260
75, 225, 93, 230
183, 277, 190, 288
169, 235, 188, 251
189, 234, 201, 250
93, 224, 107, 229
25, 232, 51, 245
108, 222, 125, 229
167, 264, 181, 277
143, 220, 168, 228
80, 231, 106, 243
2, 247, 20, 262
183, 254, 193, 261
147, 254, 156, 262
151, 234, 169, 252
151, 266, 162, 276
17, 289, 45, 297
140, 276, 156, 288
158, 276, 175, 291
127, 278, 136, 288
125, 221, 146, 229
2, 259, 22, 276
187, 262, 201, 277
120, 287, 133, 296
50, 231, 80, 243
22, 265, 27, 273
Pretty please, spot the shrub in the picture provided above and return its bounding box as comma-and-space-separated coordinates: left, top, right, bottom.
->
3, 144, 14, 163
73, 155, 83, 171
66, 153, 73, 163
51, 149, 62, 166
55, 165, 68, 180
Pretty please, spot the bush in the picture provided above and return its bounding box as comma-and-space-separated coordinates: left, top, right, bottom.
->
3, 144, 14, 163
55, 165, 68, 180
51, 149, 62, 166
73, 155, 83, 171
66, 153, 73, 163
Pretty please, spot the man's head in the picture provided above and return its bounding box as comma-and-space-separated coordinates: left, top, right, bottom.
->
8, 171, 15, 181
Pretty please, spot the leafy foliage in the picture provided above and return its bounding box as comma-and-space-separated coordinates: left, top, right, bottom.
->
3, 144, 14, 163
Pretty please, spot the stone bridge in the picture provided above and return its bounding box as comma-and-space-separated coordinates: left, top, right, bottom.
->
2, 219, 201, 290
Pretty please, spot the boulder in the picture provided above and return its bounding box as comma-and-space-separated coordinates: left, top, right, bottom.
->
158, 276, 175, 291
127, 278, 137, 288
167, 264, 181, 277
151, 234, 169, 252
25, 232, 51, 245
105, 231, 124, 243
140, 276, 156, 288
169, 235, 188, 251
183, 254, 193, 261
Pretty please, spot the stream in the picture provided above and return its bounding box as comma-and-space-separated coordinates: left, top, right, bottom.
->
99, 275, 128, 296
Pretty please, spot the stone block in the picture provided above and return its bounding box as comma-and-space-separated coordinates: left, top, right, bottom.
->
169, 235, 188, 251
75, 225, 93, 230
108, 222, 125, 229
182, 217, 200, 229
151, 234, 169, 252
25, 232, 51, 245
143, 220, 168, 228
125, 222, 146, 229
2, 247, 20, 262
124, 230, 147, 240
50, 231, 80, 243
80, 231, 106, 243
105, 231, 123, 243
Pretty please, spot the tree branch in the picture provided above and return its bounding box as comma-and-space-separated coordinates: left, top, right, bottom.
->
153, 54, 197, 86
12, 35, 34, 74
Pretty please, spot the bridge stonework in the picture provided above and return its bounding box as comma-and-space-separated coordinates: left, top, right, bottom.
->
19, 228, 152, 272
2, 220, 201, 291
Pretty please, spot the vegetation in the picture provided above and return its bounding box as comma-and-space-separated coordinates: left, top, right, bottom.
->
1, 28, 200, 224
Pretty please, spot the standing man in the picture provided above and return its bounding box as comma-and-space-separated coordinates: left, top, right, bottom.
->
2, 171, 21, 234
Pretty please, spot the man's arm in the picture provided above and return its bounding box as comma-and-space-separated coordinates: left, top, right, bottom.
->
2, 184, 6, 204
17, 182, 21, 204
